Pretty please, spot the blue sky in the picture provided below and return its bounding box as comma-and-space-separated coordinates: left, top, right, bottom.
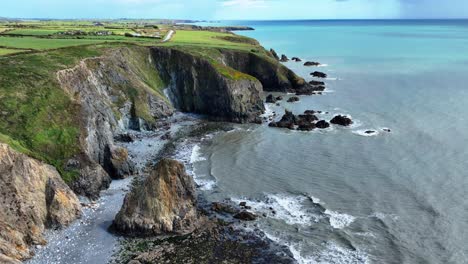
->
2, 0, 468, 20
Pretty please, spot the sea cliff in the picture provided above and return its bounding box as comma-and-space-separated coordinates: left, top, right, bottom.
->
0, 36, 308, 262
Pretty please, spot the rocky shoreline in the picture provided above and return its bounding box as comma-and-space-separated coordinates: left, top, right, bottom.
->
0, 28, 389, 263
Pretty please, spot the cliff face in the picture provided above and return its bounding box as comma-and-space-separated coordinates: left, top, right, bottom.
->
220, 49, 308, 92
0, 143, 81, 261
57, 47, 174, 198
112, 159, 200, 236
151, 47, 265, 123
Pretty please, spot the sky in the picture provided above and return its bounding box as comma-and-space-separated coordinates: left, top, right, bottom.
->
2, 0, 468, 20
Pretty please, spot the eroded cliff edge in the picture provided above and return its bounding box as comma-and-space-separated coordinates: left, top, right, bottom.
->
0, 43, 310, 262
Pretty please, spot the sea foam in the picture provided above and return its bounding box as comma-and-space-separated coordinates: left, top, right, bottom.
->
324, 209, 356, 229
233, 194, 319, 226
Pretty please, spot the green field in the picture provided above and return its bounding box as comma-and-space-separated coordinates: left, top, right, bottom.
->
0, 48, 26, 55
165, 30, 256, 50
0, 36, 160, 51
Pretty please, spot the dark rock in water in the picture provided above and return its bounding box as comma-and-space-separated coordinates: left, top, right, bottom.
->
315, 120, 330, 129
330, 115, 353, 126
276, 96, 283, 101
291, 57, 302, 62
266, 94, 276, 103
269, 110, 319, 132
114, 133, 134, 143
383, 128, 391, 133
160, 132, 171, 140
111, 159, 201, 236
304, 110, 316, 115
309, 80, 325, 86
365, 130, 376, 134
287, 96, 300, 103
280, 54, 289, 62
212, 202, 239, 214
234, 211, 257, 221
311, 71, 327, 78
298, 114, 318, 122
304, 61, 321, 66
297, 122, 316, 131
295, 84, 326, 95
270, 48, 280, 61
269, 110, 297, 130
239, 202, 247, 207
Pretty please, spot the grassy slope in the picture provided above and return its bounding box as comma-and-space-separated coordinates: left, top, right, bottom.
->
0, 43, 168, 182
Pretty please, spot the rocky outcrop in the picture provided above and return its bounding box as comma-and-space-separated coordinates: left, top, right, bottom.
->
291, 57, 302, 62
315, 120, 330, 129
151, 47, 264, 124
112, 159, 200, 236
266, 94, 276, 103
57, 47, 174, 197
330, 115, 353, 126
311, 71, 327, 78
219, 49, 312, 93
0, 143, 81, 262
304, 61, 320, 66
269, 110, 320, 131
270, 48, 280, 61
287, 96, 300, 103
280, 54, 289, 62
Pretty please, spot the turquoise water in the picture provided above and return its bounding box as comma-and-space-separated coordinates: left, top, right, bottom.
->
189, 20, 468, 263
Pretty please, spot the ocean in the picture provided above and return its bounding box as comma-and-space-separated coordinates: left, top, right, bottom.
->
186, 20, 468, 263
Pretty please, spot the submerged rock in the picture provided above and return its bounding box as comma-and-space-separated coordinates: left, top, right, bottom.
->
112, 159, 200, 236
276, 96, 283, 101
311, 71, 327, 78
330, 115, 353, 126
0, 143, 81, 262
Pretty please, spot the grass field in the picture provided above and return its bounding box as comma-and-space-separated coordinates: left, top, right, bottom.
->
0, 36, 160, 50
0, 48, 26, 55
164, 30, 256, 50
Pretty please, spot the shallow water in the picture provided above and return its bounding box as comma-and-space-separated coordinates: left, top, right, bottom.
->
189, 20, 468, 263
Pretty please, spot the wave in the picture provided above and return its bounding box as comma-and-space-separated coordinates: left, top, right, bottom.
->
264, 232, 369, 264
324, 209, 356, 229
174, 142, 216, 191
352, 129, 380, 137
232, 194, 319, 226
190, 144, 206, 163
